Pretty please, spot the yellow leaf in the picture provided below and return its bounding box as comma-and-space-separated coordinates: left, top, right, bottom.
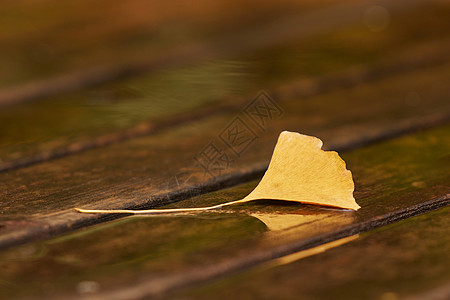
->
75, 131, 360, 214
243, 131, 360, 210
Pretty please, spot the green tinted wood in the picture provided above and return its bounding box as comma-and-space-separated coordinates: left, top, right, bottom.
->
0, 60, 249, 167
0, 124, 448, 299
1, 62, 449, 248
0, 0, 322, 88
1, 0, 433, 89
174, 207, 450, 300
1, 0, 450, 169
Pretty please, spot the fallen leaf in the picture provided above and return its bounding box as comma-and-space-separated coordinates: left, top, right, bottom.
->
75, 131, 360, 214
243, 131, 360, 210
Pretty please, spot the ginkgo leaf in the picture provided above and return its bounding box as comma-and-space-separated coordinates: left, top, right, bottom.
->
75, 131, 360, 214
242, 131, 360, 210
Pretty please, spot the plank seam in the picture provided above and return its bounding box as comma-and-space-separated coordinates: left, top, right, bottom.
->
83, 194, 450, 300
2, 48, 450, 174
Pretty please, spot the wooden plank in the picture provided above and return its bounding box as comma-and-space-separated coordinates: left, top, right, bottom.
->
2, 0, 450, 169
1, 61, 449, 249
0, 0, 316, 89
0, 125, 448, 299
171, 207, 450, 300
1, 37, 450, 173
0, 0, 434, 95
0, 0, 360, 93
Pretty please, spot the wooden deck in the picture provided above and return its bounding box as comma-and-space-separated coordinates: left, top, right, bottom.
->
0, 0, 449, 299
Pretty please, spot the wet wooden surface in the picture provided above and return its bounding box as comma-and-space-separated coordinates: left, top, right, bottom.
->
0, 0, 449, 299
1, 0, 450, 170
0, 125, 448, 299
1, 62, 449, 249
0, 0, 440, 100
172, 207, 450, 300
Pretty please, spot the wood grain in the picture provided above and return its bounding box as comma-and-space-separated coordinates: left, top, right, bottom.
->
1, 37, 450, 173
1, 0, 450, 171
171, 207, 450, 300
0, 0, 432, 95
1, 1, 448, 299
1, 60, 450, 249
0, 124, 448, 299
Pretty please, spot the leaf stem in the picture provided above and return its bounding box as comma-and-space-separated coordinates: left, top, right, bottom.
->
74, 199, 248, 214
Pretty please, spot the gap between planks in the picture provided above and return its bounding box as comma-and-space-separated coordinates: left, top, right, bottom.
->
0, 118, 448, 251
2, 38, 450, 174
71, 195, 450, 300
0, 0, 427, 108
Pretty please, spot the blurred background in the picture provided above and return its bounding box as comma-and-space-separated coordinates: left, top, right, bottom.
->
0, 0, 449, 169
